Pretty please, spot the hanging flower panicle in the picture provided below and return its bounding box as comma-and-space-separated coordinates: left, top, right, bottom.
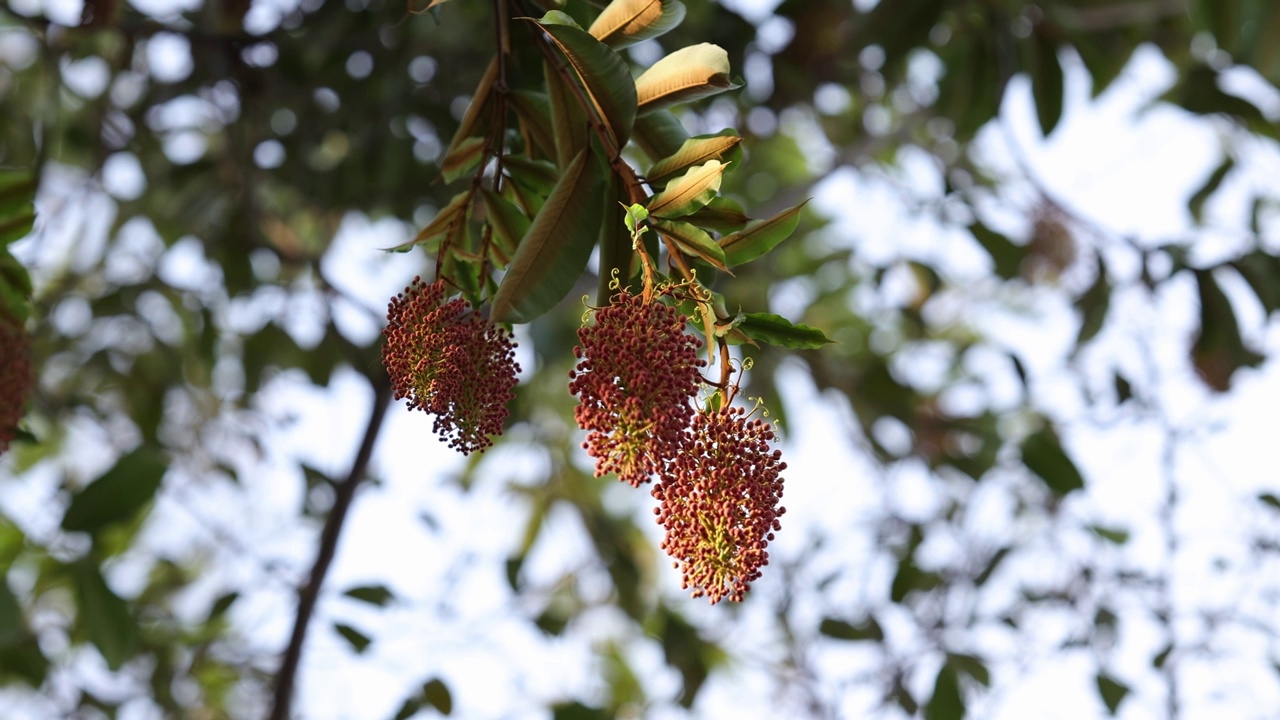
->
652, 405, 786, 604
0, 314, 32, 455
569, 289, 705, 486
382, 276, 520, 455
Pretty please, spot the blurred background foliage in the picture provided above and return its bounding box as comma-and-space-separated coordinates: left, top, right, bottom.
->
2, 0, 1280, 717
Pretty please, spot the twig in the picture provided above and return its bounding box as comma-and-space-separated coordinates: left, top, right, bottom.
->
267, 373, 392, 720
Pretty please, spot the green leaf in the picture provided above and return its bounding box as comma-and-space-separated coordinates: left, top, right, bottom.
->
509, 90, 558, 161
631, 110, 689, 162
0, 169, 36, 247
635, 43, 740, 115
647, 131, 742, 186
71, 559, 137, 670
384, 192, 470, 253
924, 661, 964, 720
491, 148, 604, 323
970, 222, 1026, 279
646, 160, 725, 219
481, 189, 531, 267
343, 584, 395, 607
737, 313, 832, 349
589, 0, 686, 49
1030, 36, 1064, 136
719, 201, 806, 267
599, 175, 637, 303
685, 195, 749, 233
818, 616, 883, 642
333, 623, 372, 654
0, 578, 23, 647
206, 592, 239, 622
1075, 255, 1111, 345
1230, 251, 1280, 314
423, 678, 453, 715
948, 653, 990, 687
1095, 673, 1129, 714
1260, 493, 1280, 511
655, 219, 727, 271
1188, 155, 1234, 222
440, 58, 496, 181
534, 18, 638, 150
1191, 268, 1264, 392
546, 58, 591, 169
62, 448, 168, 534
1088, 525, 1130, 545
1020, 426, 1084, 496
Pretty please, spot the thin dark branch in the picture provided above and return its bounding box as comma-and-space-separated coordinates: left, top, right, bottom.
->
267, 373, 392, 720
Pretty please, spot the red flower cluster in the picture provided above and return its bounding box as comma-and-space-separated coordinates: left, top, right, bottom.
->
652, 406, 786, 604
382, 277, 520, 455
568, 290, 704, 486
0, 315, 32, 455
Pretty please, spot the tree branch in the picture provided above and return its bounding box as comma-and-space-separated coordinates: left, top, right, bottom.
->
267, 373, 393, 720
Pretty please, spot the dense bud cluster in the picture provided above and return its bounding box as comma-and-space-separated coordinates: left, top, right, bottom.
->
652, 406, 786, 604
0, 315, 32, 455
382, 277, 520, 455
569, 290, 704, 486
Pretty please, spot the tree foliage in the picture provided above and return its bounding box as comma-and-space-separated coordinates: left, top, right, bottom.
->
2, 0, 1280, 717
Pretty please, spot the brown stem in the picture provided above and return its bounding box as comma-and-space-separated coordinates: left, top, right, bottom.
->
267, 374, 392, 720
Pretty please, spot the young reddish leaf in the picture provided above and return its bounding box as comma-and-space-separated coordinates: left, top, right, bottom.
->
492, 148, 604, 323
655, 219, 728, 271
440, 136, 485, 184
737, 312, 833, 349
533, 18, 638, 151
647, 131, 742, 186
61, 448, 168, 534
647, 160, 725, 219
635, 43, 740, 115
719, 201, 806, 267
589, 0, 686, 49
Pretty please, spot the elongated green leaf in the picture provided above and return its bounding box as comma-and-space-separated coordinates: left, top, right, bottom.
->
685, 195, 749, 233
72, 560, 136, 670
546, 59, 590, 169
1020, 426, 1084, 495
0, 579, 22, 647
655, 219, 727, 271
62, 449, 168, 534
1189, 155, 1234, 222
0, 170, 36, 247
384, 191, 470, 252
647, 131, 742, 185
1191, 268, 1264, 391
589, 0, 686, 49
534, 19, 638, 150
492, 148, 604, 323
647, 160, 725, 218
818, 616, 883, 641
333, 623, 372, 654
635, 43, 740, 115
440, 58, 496, 179
509, 90, 557, 160
1030, 36, 1064, 136
737, 313, 833, 349
1075, 255, 1111, 345
970, 221, 1026, 279
1230, 251, 1280, 314
482, 189, 531, 266
924, 661, 964, 720
632, 110, 689, 161
598, 173, 635, 303
343, 584, 395, 607
0, 245, 32, 322
719, 201, 806, 267
440, 136, 485, 183
424, 678, 453, 715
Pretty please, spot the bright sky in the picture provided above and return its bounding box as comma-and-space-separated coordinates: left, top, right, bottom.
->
3, 4, 1280, 719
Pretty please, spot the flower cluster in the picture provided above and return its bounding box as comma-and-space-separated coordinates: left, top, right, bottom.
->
568, 290, 704, 486
382, 277, 520, 455
0, 314, 32, 455
652, 405, 786, 604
